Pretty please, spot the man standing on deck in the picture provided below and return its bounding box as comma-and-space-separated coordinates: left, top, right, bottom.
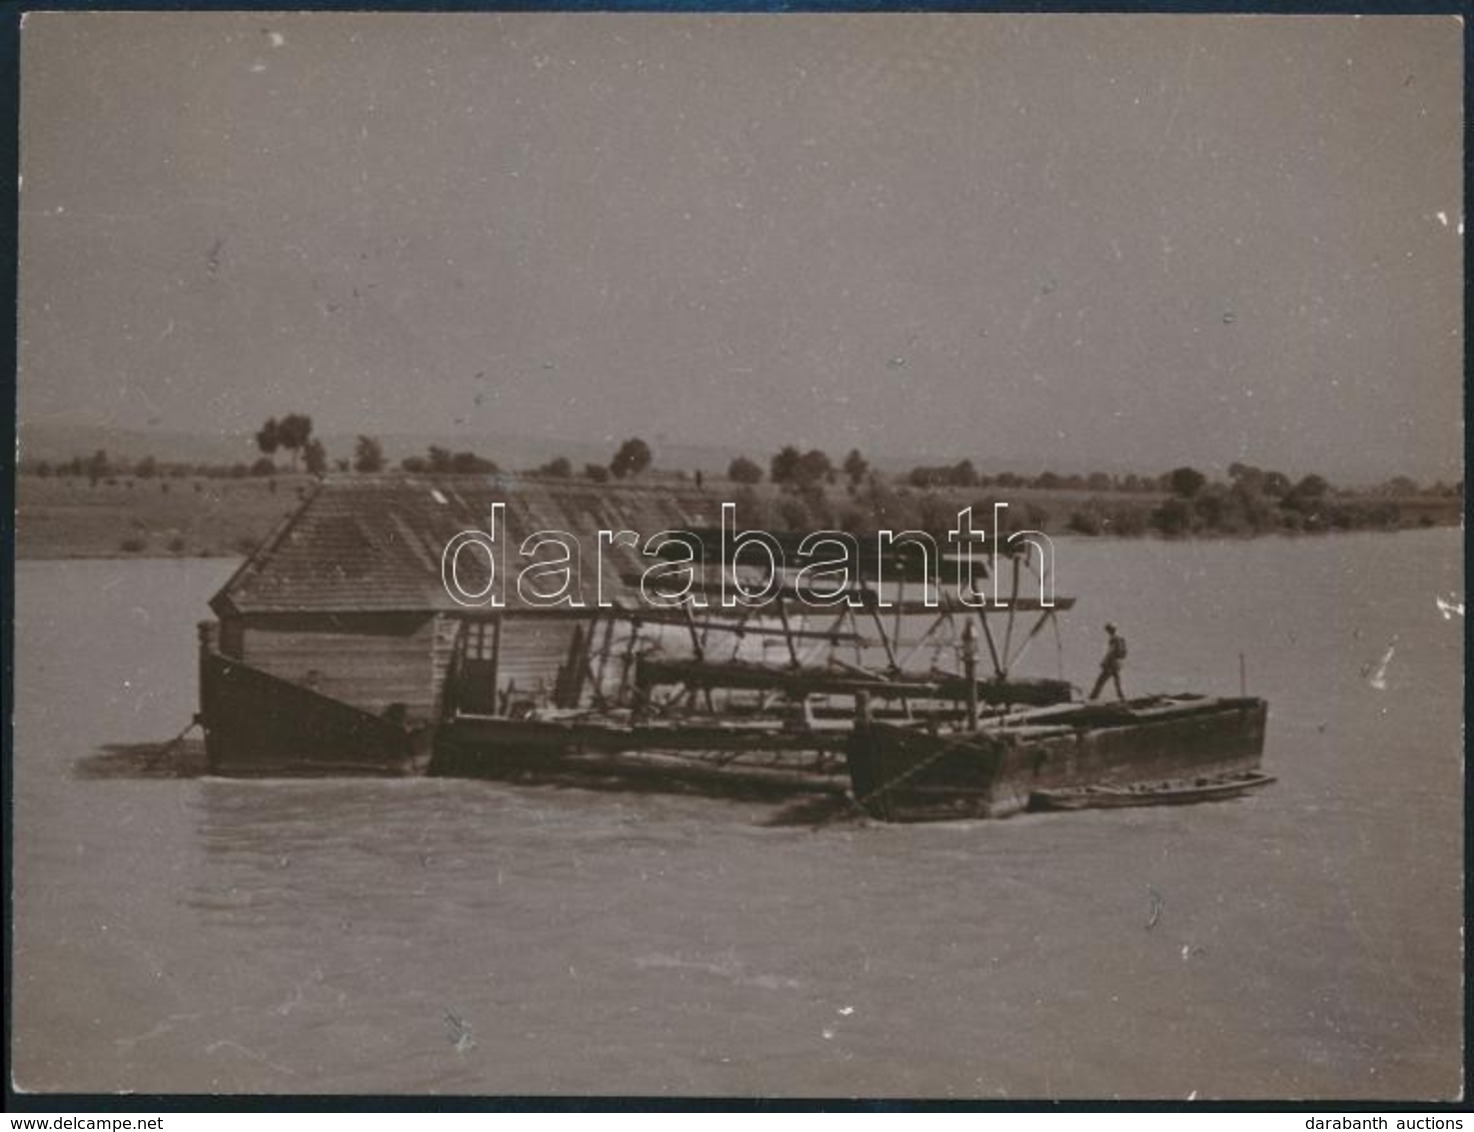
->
1089, 622, 1128, 701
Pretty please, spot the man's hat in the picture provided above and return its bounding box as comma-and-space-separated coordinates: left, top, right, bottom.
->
1105, 622, 1117, 632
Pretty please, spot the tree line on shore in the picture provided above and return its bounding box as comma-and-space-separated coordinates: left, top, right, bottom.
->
720, 450, 1460, 537
21, 418, 659, 486
19, 424, 1462, 538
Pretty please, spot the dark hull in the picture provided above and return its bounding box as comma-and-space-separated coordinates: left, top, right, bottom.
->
847, 696, 1269, 821
431, 712, 848, 796
199, 649, 430, 776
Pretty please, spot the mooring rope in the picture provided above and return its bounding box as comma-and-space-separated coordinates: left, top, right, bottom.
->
850, 725, 993, 811
144, 716, 202, 770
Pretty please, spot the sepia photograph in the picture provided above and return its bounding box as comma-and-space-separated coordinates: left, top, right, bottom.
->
10, 9, 1464, 1103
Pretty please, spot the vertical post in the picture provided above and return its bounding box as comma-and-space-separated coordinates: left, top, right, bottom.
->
617, 616, 642, 704
681, 602, 715, 712
557, 622, 593, 709
1239, 652, 1247, 697
442, 618, 462, 720
860, 583, 908, 715
682, 600, 706, 662
489, 615, 503, 715
196, 622, 214, 744
962, 620, 979, 730
866, 590, 901, 674
894, 571, 905, 655
632, 657, 653, 722
774, 593, 801, 669
976, 607, 1004, 679
577, 611, 603, 706
593, 614, 617, 702
1001, 553, 1021, 667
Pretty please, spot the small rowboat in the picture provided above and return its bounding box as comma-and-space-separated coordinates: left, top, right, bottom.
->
1029, 771, 1276, 812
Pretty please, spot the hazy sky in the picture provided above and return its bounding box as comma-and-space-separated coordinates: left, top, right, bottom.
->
18, 12, 1464, 480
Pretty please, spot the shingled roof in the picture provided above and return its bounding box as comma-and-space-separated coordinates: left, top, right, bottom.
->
210, 474, 725, 616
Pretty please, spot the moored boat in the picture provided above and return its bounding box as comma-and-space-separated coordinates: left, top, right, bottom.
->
845, 694, 1270, 822
1028, 770, 1276, 812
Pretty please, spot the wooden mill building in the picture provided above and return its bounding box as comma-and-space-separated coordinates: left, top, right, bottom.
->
200, 474, 720, 773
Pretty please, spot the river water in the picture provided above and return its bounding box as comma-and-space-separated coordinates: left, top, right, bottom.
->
10, 530, 1463, 1098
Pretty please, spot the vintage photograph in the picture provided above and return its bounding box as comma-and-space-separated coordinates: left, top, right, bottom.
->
11, 11, 1463, 1100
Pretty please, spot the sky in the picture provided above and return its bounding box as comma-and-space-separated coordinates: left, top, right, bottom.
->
17, 12, 1465, 482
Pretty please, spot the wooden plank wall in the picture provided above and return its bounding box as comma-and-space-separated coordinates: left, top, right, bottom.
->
494, 615, 583, 708
430, 614, 461, 718
233, 611, 598, 722
239, 613, 438, 719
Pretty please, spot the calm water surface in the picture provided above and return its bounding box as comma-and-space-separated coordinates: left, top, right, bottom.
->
11, 532, 1463, 1098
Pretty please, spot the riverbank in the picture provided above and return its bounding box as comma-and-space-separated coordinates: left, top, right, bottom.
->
14, 472, 1462, 560
15, 474, 313, 560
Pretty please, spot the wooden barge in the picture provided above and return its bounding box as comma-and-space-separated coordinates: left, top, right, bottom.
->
846, 694, 1270, 822
197, 475, 1071, 790
197, 475, 1269, 815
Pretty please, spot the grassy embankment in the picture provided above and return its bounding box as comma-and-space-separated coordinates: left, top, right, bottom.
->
14, 472, 1462, 561
15, 474, 314, 560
